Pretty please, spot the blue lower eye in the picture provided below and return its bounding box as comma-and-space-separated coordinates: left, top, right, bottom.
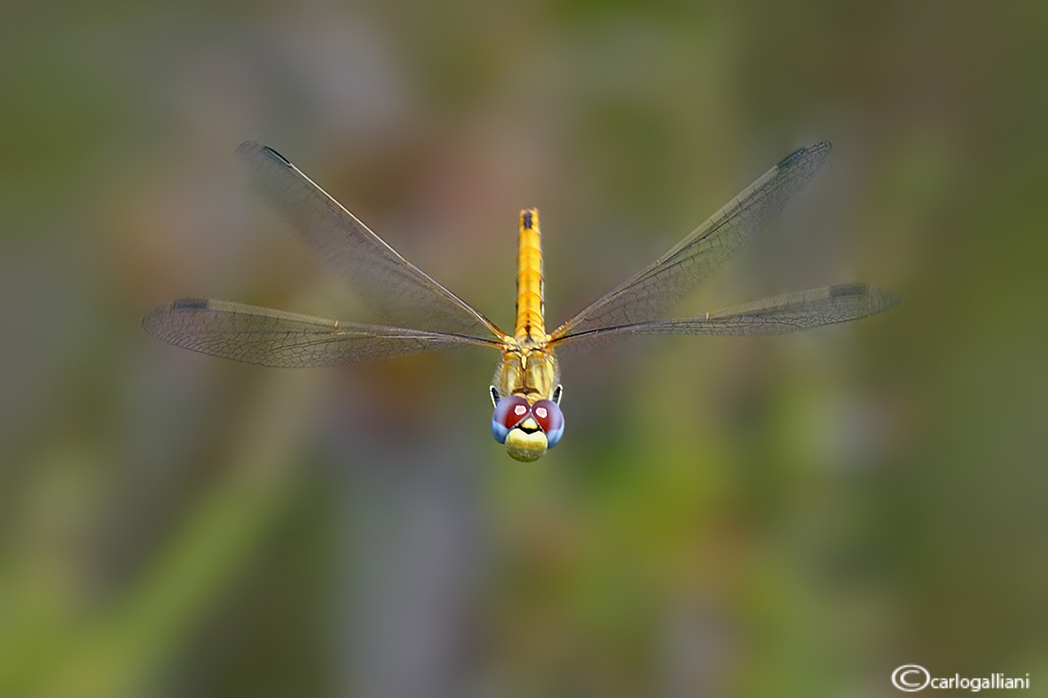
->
545, 424, 564, 448
491, 418, 510, 444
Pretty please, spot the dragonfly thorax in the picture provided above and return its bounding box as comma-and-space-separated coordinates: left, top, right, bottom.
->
494, 343, 559, 404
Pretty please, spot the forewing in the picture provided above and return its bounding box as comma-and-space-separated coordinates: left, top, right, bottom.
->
237, 141, 504, 341
552, 284, 898, 352
143, 299, 499, 368
551, 143, 832, 339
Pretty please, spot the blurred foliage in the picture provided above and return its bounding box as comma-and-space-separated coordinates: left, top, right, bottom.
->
1, 0, 1046, 696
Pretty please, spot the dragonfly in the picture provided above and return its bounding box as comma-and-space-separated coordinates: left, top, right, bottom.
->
143, 140, 897, 461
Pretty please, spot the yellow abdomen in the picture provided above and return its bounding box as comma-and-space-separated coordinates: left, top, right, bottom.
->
515, 209, 546, 342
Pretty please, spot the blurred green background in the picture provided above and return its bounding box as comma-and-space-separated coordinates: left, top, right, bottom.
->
1, 0, 1045, 696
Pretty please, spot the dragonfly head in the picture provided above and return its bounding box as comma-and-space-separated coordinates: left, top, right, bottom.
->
490, 389, 564, 462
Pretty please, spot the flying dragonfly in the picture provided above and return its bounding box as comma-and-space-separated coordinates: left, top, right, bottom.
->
143, 141, 898, 461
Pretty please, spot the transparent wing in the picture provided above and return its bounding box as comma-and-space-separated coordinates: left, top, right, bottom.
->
552, 284, 898, 352
237, 141, 505, 341
143, 299, 501, 368
550, 143, 832, 340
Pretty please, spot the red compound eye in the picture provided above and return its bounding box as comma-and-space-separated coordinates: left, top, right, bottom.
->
531, 399, 564, 435
493, 395, 530, 430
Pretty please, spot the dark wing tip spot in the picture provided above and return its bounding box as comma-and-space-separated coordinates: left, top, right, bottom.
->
777, 147, 808, 169
777, 141, 832, 169
172, 298, 210, 311
262, 146, 292, 167
522, 211, 533, 230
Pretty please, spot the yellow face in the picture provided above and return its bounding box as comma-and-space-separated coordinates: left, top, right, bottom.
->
504, 417, 549, 461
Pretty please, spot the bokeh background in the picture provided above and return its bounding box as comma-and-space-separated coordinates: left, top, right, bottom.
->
1, 1, 1045, 696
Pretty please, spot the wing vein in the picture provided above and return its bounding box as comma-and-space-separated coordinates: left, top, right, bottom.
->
552, 284, 899, 352
551, 143, 832, 339
237, 141, 505, 341
143, 299, 501, 368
